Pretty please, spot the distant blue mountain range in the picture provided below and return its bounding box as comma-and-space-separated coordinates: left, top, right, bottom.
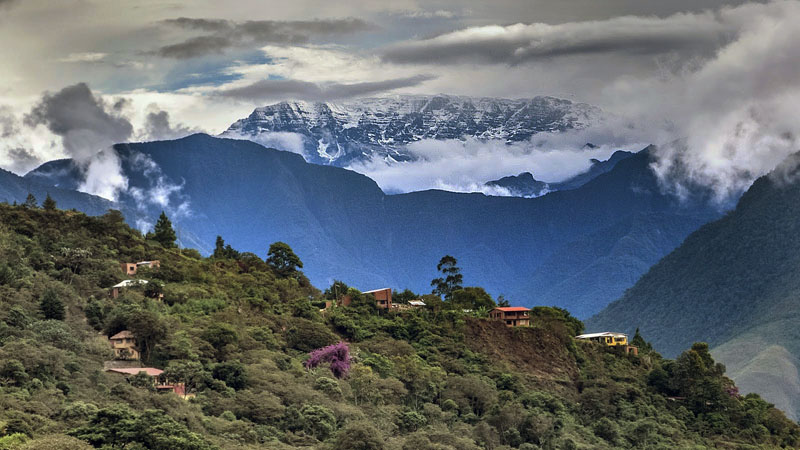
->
22, 134, 719, 317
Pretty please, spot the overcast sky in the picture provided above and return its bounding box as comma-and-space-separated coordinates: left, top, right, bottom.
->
1, 0, 798, 202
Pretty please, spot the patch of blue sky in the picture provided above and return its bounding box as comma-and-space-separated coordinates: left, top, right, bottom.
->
155, 51, 274, 92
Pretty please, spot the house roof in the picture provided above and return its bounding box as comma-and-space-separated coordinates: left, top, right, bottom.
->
109, 330, 134, 340
112, 279, 148, 288
408, 300, 426, 306
106, 367, 163, 376
576, 332, 627, 339
363, 288, 391, 294
494, 306, 530, 312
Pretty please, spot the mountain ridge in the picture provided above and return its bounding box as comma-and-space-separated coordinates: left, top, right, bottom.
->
222, 94, 603, 166
23, 134, 719, 316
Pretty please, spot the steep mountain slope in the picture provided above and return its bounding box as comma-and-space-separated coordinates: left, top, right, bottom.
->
24, 135, 718, 315
551, 150, 634, 191
222, 95, 602, 166
586, 155, 800, 418
0, 167, 112, 215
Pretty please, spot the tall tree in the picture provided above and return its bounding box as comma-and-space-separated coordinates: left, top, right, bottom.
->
23, 193, 37, 209
213, 236, 226, 259
42, 193, 57, 211
431, 255, 463, 300
152, 211, 177, 248
266, 241, 303, 277
40, 289, 65, 320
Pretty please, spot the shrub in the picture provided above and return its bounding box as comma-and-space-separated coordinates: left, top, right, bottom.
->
286, 318, 338, 352
314, 377, 343, 399
333, 422, 385, 450
399, 409, 428, 432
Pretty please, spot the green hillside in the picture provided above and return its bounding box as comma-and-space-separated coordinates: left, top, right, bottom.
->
587, 155, 800, 420
0, 201, 796, 449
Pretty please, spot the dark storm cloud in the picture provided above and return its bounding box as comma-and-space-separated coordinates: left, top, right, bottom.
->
383, 12, 731, 65
143, 108, 197, 141
158, 35, 234, 59
0, 107, 18, 138
157, 17, 374, 59
5, 147, 40, 173
216, 74, 435, 102
23, 83, 133, 160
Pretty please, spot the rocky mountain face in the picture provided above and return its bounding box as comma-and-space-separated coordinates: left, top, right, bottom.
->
222, 95, 603, 166
586, 154, 800, 419
24, 134, 718, 320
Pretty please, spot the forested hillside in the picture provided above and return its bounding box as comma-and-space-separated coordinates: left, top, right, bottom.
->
0, 201, 796, 449
587, 154, 800, 420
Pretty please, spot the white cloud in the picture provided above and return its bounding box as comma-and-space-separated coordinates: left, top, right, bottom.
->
227, 130, 307, 156
346, 132, 644, 194
58, 52, 108, 63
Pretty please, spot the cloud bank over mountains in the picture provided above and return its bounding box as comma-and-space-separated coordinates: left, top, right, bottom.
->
0, 1, 798, 203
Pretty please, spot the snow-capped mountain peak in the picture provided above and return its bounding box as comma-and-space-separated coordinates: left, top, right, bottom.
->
222, 94, 603, 166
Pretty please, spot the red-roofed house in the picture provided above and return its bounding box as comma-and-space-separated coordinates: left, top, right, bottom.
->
490, 306, 531, 327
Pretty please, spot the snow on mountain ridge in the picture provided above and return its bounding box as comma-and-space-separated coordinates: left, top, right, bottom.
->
222, 94, 603, 166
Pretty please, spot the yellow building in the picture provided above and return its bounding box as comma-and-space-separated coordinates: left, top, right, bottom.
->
109, 330, 140, 360
576, 331, 628, 346
576, 332, 638, 355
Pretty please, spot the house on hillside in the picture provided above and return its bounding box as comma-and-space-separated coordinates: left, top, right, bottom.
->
391, 299, 426, 311
110, 279, 148, 299
110, 279, 162, 300
109, 330, 139, 360
120, 260, 160, 276
364, 288, 392, 309
105, 367, 187, 397
490, 306, 531, 327
331, 288, 394, 310
576, 332, 638, 355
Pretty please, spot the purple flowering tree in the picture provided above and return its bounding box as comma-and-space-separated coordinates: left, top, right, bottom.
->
305, 342, 351, 378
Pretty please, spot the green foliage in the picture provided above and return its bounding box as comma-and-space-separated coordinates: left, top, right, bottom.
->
39, 289, 65, 320
266, 241, 303, 277
212, 361, 247, 390
530, 306, 584, 336
0, 203, 796, 450
69, 406, 216, 449
151, 211, 177, 248
431, 255, 463, 300
212, 236, 240, 259
450, 287, 495, 311
23, 193, 37, 209
42, 194, 57, 211
334, 422, 385, 450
